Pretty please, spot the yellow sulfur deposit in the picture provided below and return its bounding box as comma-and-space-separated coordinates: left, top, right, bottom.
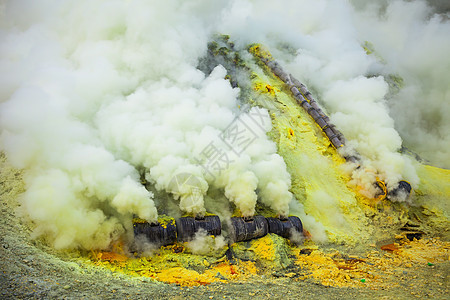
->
249, 48, 372, 244
89, 235, 449, 288
90, 245, 259, 286
248, 235, 275, 261
132, 215, 176, 229
87, 43, 450, 290
248, 44, 449, 245
292, 238, 449, 288
155, 267, 222, 286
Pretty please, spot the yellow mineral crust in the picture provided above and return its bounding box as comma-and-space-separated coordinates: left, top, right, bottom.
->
89, 237, 448, 288
248, 44, 449, 245
90, 244, 258, 287
248, 235, 275, 261
82, 44, 449, 290
249, 51, 372, 244
155, 267, 221, 286
248, 44, 274, 61
415, 163, 450, 211
132, 215, 175, 228
412, 164, 450, 239
293, 238, 449, 289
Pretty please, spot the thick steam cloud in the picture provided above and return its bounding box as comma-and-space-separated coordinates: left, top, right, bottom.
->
1, 0, 448, 249
218, 0, 449, 190
0, 0, 292, 249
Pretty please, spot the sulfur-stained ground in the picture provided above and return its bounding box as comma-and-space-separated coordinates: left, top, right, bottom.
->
1, 43, 449, 299
1, 152, 449, 299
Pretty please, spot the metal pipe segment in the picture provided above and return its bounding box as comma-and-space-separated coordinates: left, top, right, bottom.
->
265, 58, 346, 149
229, 216, 269, 243
133, 215, 303, 247
250, 45, 413, 201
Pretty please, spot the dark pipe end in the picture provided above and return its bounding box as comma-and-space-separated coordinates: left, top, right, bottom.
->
388, 180, 412, 200
133, 220, 177, 246
267, 216, 303, 239
176, 216, 222, 242
230, 216, 268, 243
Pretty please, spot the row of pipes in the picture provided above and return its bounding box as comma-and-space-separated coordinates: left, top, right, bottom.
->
251, 46, 412, 199
258, 55, 347, 150
134, 215, 303, 246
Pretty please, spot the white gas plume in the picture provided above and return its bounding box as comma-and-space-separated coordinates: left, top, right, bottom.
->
0, 0, 448, 249
185, 229, 227, 255
351, 0, 450, 169
218, 0, 448, 192
0, 0, 292, 249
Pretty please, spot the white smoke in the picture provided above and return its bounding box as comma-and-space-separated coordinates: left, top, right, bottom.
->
0, 0, 292, 249
218, 0, 448, 190
351, 0, 450, 169
0, 0, 447, 249
185, 229, 227, 255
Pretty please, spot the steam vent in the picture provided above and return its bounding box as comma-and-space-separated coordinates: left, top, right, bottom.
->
1, 1, 449, 299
